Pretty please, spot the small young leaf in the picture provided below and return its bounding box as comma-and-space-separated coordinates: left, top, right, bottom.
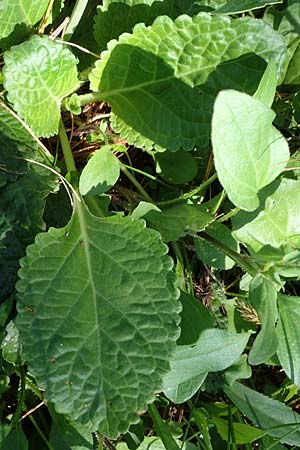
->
224, 382, 300, 446
223, 354, 252, 386
248, 275, 278, 365
233, 179, 300, 252
79, 146, 120, 196
1, 321, 24, 366
212, 90, 289, 211
277, 294, 300, 387
3, 35, 79, 137
254, 59, 277, 107
16, 200, 180, 438
145, 204, 212, 242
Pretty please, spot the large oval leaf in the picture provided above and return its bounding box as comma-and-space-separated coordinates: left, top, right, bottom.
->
16, 201, 180, 438
212, 90, 289, 211
3, 35, 79, 137
90, 13, 286, 151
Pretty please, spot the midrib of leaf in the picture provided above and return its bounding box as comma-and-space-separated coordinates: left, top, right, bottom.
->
76, 199, 107, 422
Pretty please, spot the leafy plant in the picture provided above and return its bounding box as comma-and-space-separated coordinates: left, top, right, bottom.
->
1, 0, 300, 448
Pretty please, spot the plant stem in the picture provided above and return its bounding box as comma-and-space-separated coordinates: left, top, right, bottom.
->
59, 118, 77, 173
28, 414, 55, 450
64, 0, 89, 41
12, 366, 26, 425
148, 402, 181, 450
217, 207, 240, 223
197, 232, 258, 276
77, 92, 104, 105
85, 195, 105, 217
156, 173, 218, 206
120, 165, 154, 203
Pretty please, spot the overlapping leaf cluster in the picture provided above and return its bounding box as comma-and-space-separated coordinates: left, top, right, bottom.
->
1, 0, 300, 448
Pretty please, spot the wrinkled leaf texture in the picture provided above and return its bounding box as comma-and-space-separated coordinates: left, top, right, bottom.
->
90, 13, 286, 151
16, 200, 181, 438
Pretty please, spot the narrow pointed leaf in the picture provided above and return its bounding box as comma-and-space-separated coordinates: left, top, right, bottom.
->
277, 294, 300, 387
90, 13, 286, 151
248, 275, 278, 365
16, 201, 180, 438
224, 382, 300, 446
217, 0, 282, 14
254, 60, 277, 107
3, 35, 79, 137
212, 90, 289, 211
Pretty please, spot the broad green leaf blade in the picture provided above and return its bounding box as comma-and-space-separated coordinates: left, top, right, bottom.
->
254, 60, 277, 107
3, 35, 79, 137
117, 436, 198, 450
195, 222, 239, 270
248, 275, 278, 365
90, 13, 286, 151
224, 382, 300, 446
285, 43, 300, 85
162, 329, 250, 403
49, 409, 93, 450
277, 294, 300, 387
233, 179, 300, 252
212, 416, 265, 444
0, 104, 58, 301
217, 0, 282, 14
1, 321, 23, 365
93, 0, 200, 52
145, 204, 213, 242
2, 425, 28, 450
0, 0, 49, 39
16, 200, 181, 438
155, 150, 198, 185
79, 146, 120, 196
177, 291, 213, 345
212, 90, 289, 211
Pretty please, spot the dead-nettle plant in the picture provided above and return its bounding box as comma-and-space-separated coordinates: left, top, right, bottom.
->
2, 0, 300, 447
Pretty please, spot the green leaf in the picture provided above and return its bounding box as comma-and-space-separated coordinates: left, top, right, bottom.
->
285, 43, 300, 84
177, 291, 213, 345
79, 146, 120, 196
212, 90, 289, 211
1, 321, 24, 366
0, 104, 58, 301
2, 425, 28, 450
0, 0, 49, 39
248, 275, 278, 365
233, 179, 300, 252
145, 204, 212, 242
217, 0, 282, 14
213, 416, 265, 444
223, 354, 252, 386
254, 59, 277, 107
90, 13, 286, 151
162, 329, 250, 403
224, 382, 300, 446
3, 35, 79, 137
195, 222, 239, 270
155, 150, 198, 185
277, 294, 300, 387
49, 410, 93, 450
93, 0, 201, 52
16, 200, 181, 439
117, 436, 197, 450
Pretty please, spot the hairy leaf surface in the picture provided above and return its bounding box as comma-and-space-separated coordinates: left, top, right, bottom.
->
0, 0, 49, 39
3, 35, 79, 137
212, 90, 289, 211
16, 201, 180, 438
90, 13, 286, 151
